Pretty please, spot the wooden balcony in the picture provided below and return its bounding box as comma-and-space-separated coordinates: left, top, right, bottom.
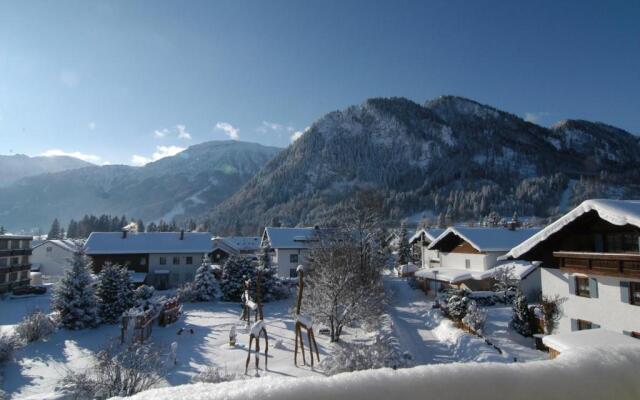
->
554, 251, 640, 278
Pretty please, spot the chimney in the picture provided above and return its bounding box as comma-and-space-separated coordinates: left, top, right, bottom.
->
180, 230, 185, 240
122, 230, 127, 239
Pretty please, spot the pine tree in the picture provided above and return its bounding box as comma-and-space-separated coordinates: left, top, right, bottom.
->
219, 256, 255, 302
0, 226, 5, 235
397, 222, 411, 266
52, 251, 99, 329
96, 263, 132, 323
511, 289, 533, 337
48, 218, 61, 240
193, 255, 217, 302
67, 220, 78, 239
258, 246, 287, 301
146, 222, 158, 232
136, 219, 145, 233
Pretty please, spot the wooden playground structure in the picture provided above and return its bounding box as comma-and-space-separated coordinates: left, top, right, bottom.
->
293, 265, 320, 367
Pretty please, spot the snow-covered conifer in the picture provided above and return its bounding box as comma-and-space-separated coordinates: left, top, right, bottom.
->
193, 255, 217, 302
257, 246, 288, 301
511, 289, 533, 337
462, 300, 487, 333
52, 251, 100, 329
446, 294, 468, 322
96, 263, 133, 323
397, 222, 411, 266
219, 256, 255, 302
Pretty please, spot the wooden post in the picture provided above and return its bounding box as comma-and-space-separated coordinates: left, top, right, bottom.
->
296, 268, 304, 314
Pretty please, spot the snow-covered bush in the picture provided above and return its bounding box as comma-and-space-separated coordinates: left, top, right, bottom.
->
60, 342, 165, 399
0, 333, 16, 363
51, 251, 100, 330
257, 246, 289, 301
15, 309, 57, 343
192, 256, 217, 302
192, 366, 244, 384
446, 294, 468, 322
462, 301, 487, 334
538, 294, 566, 334
220, 256, 255, 302
511, 289, 534, 337
134, 285, 155, 310
96, 264, 134, 324
177, 282, 198, 303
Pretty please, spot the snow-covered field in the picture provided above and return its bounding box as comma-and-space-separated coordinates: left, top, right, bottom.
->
1, 276, 548, 399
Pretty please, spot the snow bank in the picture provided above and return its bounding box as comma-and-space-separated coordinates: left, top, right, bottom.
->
117, 346, 640, 400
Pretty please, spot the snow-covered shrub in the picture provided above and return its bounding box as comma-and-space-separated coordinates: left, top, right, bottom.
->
257, 246, 289, 302
59, 342, 165, 399
51, 251, 100, 330
177, 282, 198, 303
322, 314, 411, 375
193, 256, 217, 302
511, 289, 534, 337
462, 301, 487, 334
538, 294, 567, 334
15, 309, 56, 343
220, 256, 255, 302
446, 294, 468, 322
192, 366, 244, 384
134, 285, 155, 309
96, 264, 133, 324
0, 333, 17, 363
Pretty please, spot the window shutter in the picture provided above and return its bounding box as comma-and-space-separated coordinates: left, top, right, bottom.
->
568, 276, 576, 295
623, 330, 632, 337
570, 318, 578, 332
620, 281, 630, 303
589, 278, 599, 298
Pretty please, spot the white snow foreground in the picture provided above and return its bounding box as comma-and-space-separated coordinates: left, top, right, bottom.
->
116, 346, 640, 400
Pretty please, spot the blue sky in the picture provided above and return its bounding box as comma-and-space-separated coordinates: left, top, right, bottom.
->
1, 0, 638, 165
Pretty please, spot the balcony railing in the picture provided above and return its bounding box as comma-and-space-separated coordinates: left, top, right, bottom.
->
553, 251, 640, 278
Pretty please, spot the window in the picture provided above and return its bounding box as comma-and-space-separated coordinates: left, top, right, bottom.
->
186, 256, 193, 265
9, 272, 17, 282
11, 257, 19, 266
631, 331, 640, 340
21, 270, 29, 280
290, 254, 298, 264
0, 241, 7, 250
140, 257, 146, 265
0, 273, 5, 284
159, 257, 167, 265
606, 232, 639, 253
630, 282, 640, 306
465, 259, 471, 270
0, 258, 6, 267
577, 319, 593, 331
173, 256, 180, 265
46, 246, 53, 253
575, 276, 590, 297
290, 268, 297, 278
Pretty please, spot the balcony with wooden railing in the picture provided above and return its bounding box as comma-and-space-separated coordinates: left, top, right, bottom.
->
554, 251, 640, 278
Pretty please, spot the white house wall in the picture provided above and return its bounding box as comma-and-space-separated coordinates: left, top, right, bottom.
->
541, 267, 640, 335
148, 253, 205, 287
439, 252, 502, 272
31, 245, 74, 277
274, 248, 309, 277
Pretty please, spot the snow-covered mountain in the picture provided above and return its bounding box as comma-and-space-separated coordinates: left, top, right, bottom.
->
206, 96, 640, 234
0, 141, 281, 232
0, 154, 93, 187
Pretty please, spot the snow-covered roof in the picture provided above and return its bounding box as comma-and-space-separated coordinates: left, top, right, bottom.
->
262, 227, 319, 249
543, 329, 640, 353
503, 199, 640, 260
214, 236, 261, 252
493, 260, 541, 280
409, 228, 446, 244
129, 272, 147, 283
32, 239, 80, 253
427, 227, 540, 253
85, 232, 213, 255
398, 263, 419, 274
415, 268, 494, 283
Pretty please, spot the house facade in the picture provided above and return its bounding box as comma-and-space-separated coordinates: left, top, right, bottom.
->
415, 226, 540, 295
31, 239, 79, 277
85, 231, 212, 289
261, 227, 319, 278
409, 228, 445, 267
0, 235, 33, 293
503, 199, 640, 338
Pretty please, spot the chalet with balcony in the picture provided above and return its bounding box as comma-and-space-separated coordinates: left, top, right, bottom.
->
0, 235, 33, 293
503, 199, 640, 339
415, 226, 540, 297
211, 236, 261, 264
261, 227, 320, 278
85, 230, 212, 289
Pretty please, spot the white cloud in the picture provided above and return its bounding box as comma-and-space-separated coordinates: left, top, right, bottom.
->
41, 149, 101, 164
215, 122, 239, 140
154, 128, 169, 138
291, 126, 310, 142
176, 124, 192, 140
524, 112, 550, 124
257, 121, 295, 135
131, 145, 186, 166
88, 122, 96, 130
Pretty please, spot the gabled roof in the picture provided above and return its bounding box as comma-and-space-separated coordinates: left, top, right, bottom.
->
427, 226, 540, 253
220, 236, 261, 251
262, 227, 319, 249
32, 239, 80, 253
409, 228, 446, 244
503, 199, 640, 260
85, 232, 212, 255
